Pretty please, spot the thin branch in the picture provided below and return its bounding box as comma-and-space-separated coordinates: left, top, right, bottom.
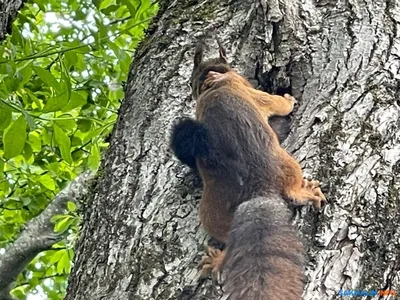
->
0, 99, 106, 125
13, 274, 63, 289
0, 18, 153, 64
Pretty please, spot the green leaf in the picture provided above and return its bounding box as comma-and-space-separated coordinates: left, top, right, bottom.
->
77, 119, 92, 133
64, 51, 78, 71
71, 135, 82, 147
4, 62, 16, 76
62, 251, 72, 274
74, 53, 86, 71
0, 65, 22, 93
33, 66, 60, 89
35, 1, 46, 11
54, 114, 76, 132
40, 173, 56, 191
67, 201, 76, 212
25, 88, 43, 109
4, 199, 21, 209
54, 216, 72, 234
11, 24, 24, 47
135, 0, 153, 20
23, 143, 33, 161
19, 106, 37, 131
92, 0, 102, 8
121, 0, 137, 17
10, 286, 26, 299
62, 90, 87, 112
88, 144, 100, 170
42, 69, 71, 112
28, 131, 42, 152
0, 180, 10, 197
100, 4, 119, 15
99, 0, 116, 10
75, 10, 86, 20
3, 209, 23, 224
16, 61, 33, 88
108, 42, 129, 63
60, 69, 72, 102
57, 251, 68, 274
42, 94, 69, 113
50, 249, 66, 264
83, 125, 110, 143
22, 197, 31, 206
3, 115, 27, 159
53, 124, 73, 164
0, 102, 12, 130
72, 149, 84, 162
51, 215, 67, 223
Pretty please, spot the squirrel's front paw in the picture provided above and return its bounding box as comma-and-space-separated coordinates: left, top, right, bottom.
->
198, 246, 225, 282
283, 93, 297, 104
302, 179, 327, 209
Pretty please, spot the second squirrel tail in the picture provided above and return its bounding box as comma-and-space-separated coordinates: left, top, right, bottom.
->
222, 196, 305, 300
170, 118, 209, 169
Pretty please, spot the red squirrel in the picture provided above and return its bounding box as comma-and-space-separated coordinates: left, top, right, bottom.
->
170, 40, 326, 300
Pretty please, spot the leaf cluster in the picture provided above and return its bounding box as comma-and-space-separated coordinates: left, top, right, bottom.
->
0, 0, 157, 298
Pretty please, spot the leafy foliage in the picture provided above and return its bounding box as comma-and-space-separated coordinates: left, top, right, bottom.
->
0, 0, 157, 298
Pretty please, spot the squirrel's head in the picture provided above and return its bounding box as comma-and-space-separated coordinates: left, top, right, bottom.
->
190, 39, 231, 100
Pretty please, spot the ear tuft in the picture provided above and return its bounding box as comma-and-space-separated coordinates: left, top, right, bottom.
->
194, 42, 204, 67
216, 38, 228, 64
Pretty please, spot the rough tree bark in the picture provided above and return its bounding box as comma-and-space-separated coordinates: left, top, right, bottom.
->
0, 0, 25, 42
66, 0, 400, 299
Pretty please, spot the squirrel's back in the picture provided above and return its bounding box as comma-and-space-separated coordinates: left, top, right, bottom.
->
197, 88, 281, 207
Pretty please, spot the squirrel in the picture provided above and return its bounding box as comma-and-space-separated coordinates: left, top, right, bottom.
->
170, 39, 326, 300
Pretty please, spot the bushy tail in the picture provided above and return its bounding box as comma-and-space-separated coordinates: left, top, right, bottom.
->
170, 118, 209, 169
222, 196, 305, 300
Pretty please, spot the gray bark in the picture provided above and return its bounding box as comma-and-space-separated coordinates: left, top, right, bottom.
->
0, 0, 25, 41
0, 171, 94, 299
66, 0, 400, 299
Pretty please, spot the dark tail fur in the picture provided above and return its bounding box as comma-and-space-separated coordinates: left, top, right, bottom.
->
170, 118, 209, 169
222, 196, 305, 300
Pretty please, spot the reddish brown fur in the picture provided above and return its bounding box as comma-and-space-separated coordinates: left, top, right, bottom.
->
201, 70, 326, 209
170, 40, 326, 300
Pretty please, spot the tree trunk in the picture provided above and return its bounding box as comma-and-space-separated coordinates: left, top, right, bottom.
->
0, 0, 25, 41
66, 0, 400, 299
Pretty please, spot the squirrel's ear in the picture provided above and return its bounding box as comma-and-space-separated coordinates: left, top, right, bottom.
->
194, 43, 204, 68
217, 38, 228, 64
